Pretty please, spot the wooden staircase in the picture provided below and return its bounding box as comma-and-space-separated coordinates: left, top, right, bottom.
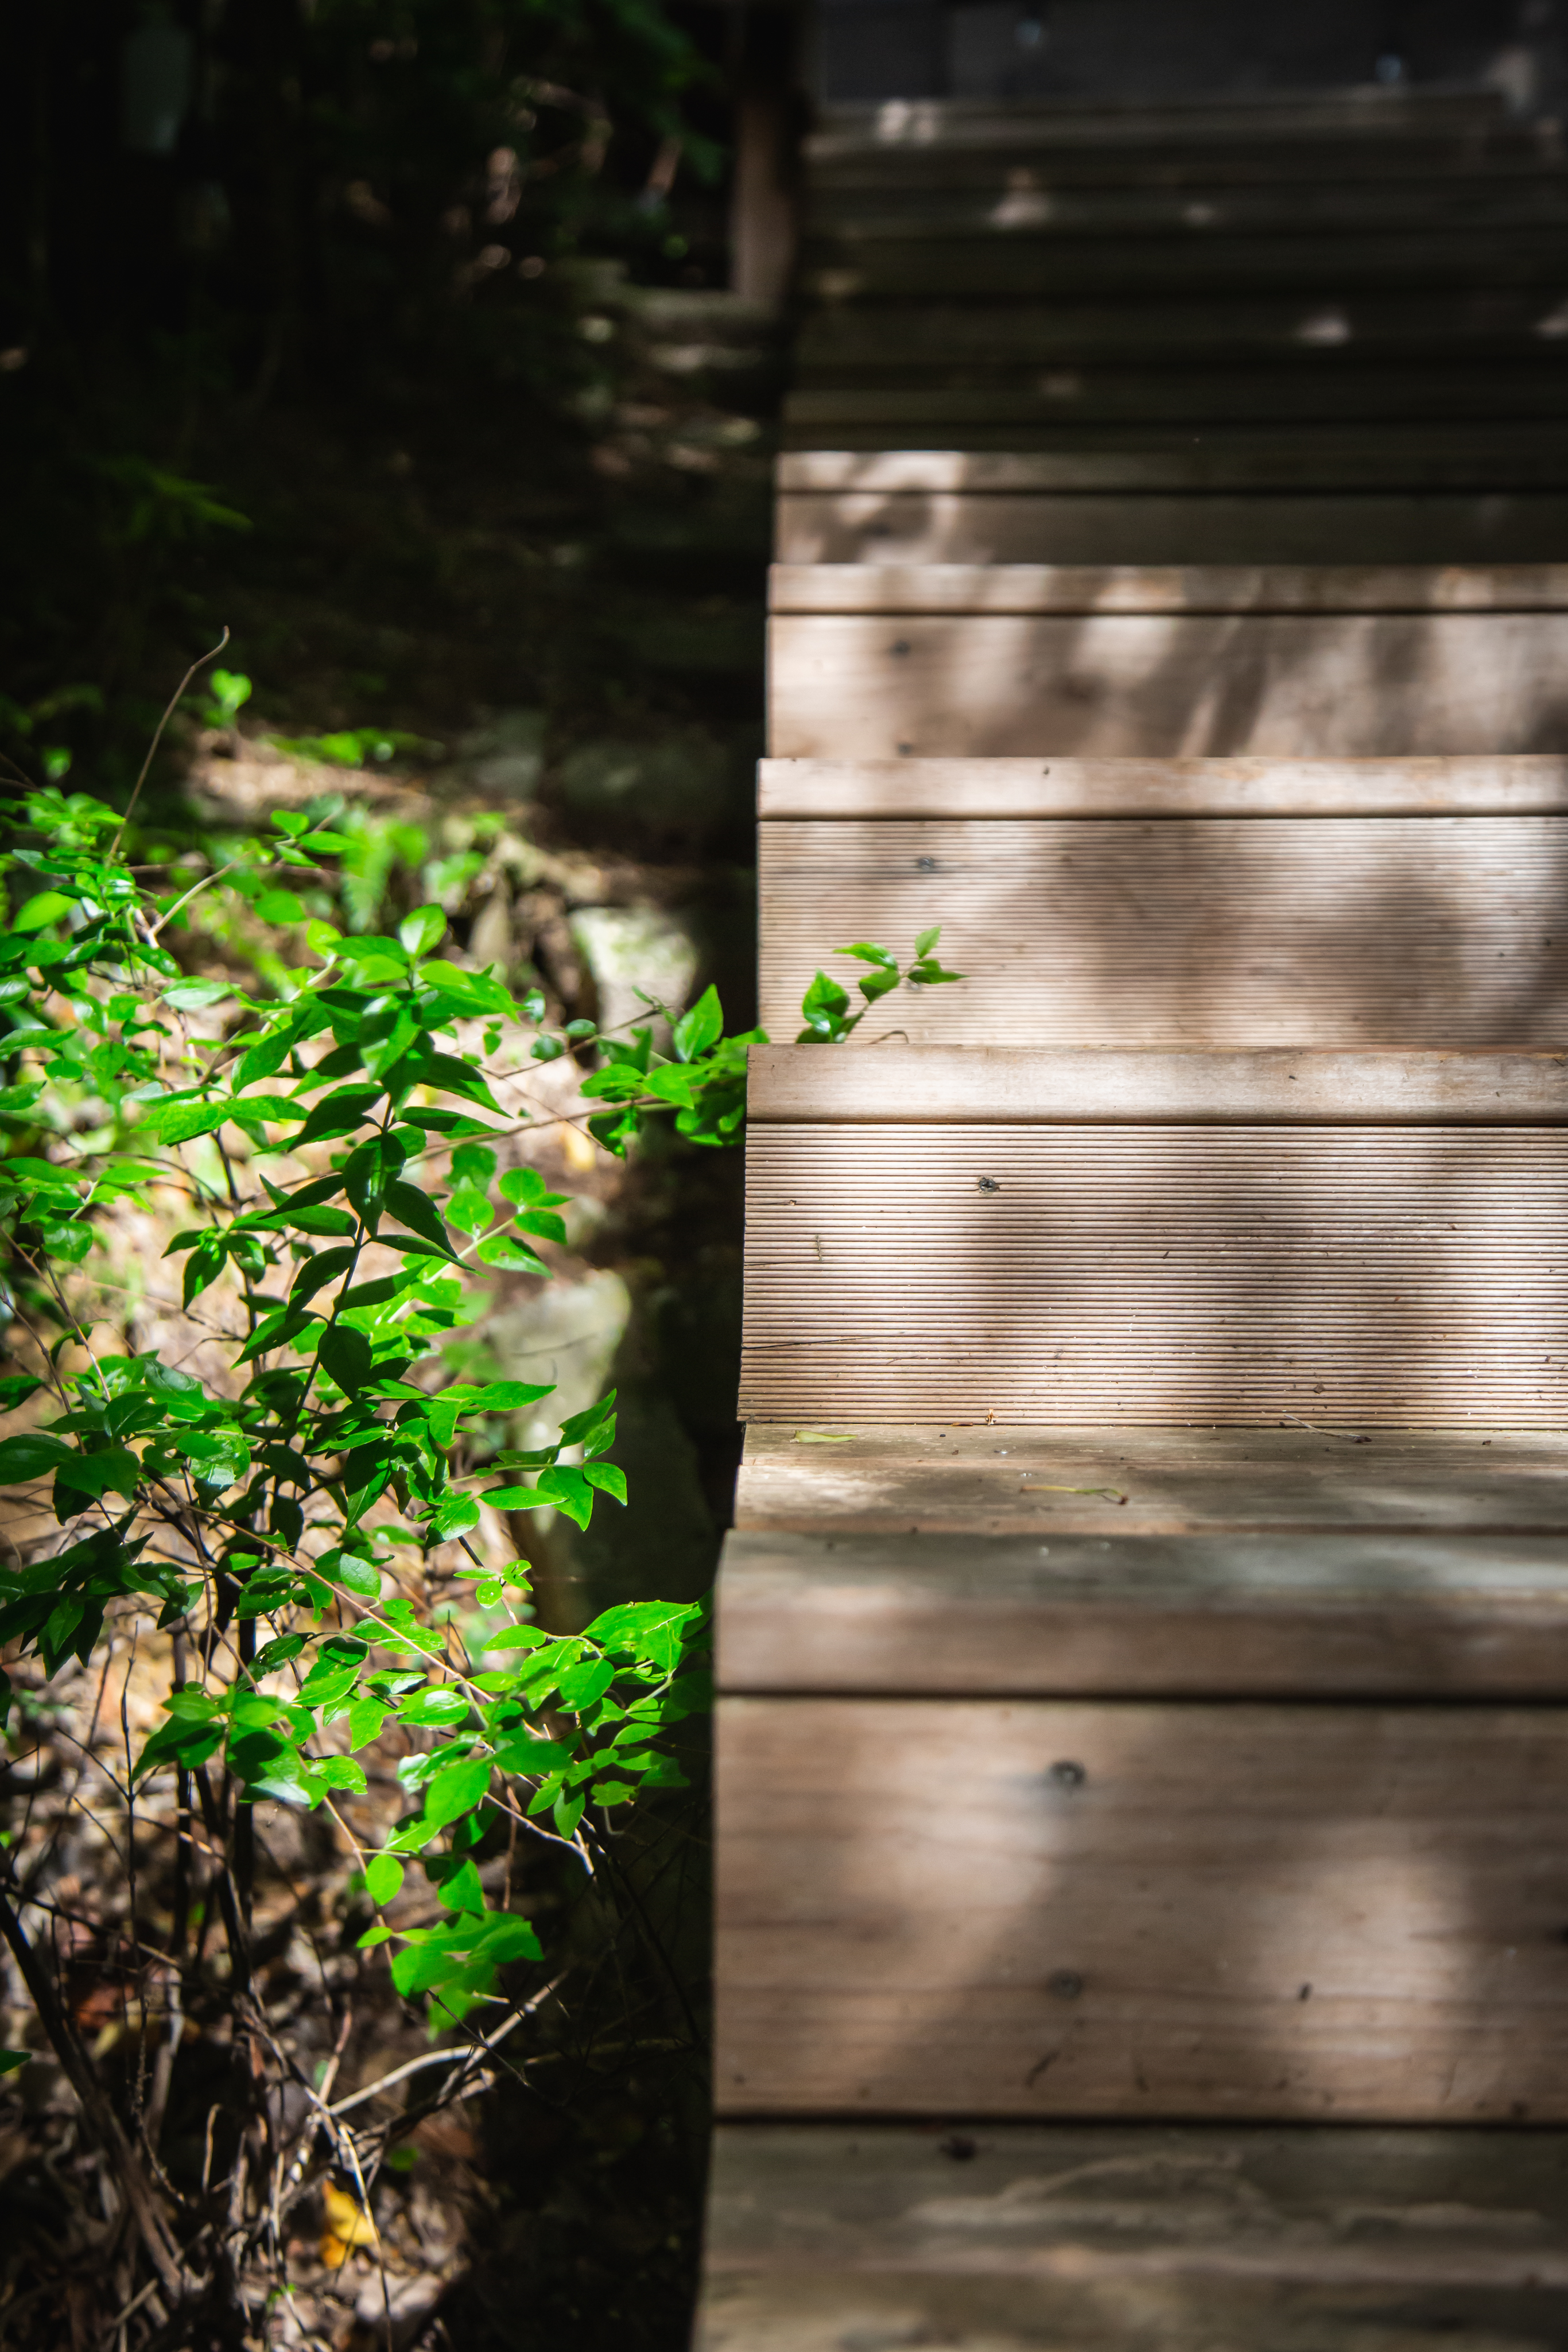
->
698, 86, 1568, 2350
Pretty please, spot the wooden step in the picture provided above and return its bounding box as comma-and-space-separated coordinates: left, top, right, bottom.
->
732, 1422, 1568, 1538
795, 294, 1568, 371
787, 369, 1568, 430
715, 1691, 1568, 2117
776, 483, 1568, 565
807, 91, 1515, 165
739, 1047, 1568, 1425
801, 225, 1568, 302
698, 2122, 1568, 2348
756, 755, 1568, 1047
806, 177, 1568, 236
767, 564, 1568, 758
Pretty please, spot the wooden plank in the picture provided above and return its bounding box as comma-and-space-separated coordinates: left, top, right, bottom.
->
756, 755, 1568, 817
769, 564, 1568, 614
717, 1528, 1568, 1697
739, 1120, 1568, 1425
799, 227, 1568, 301
807, 92, 1513, 160
777, 449, 1568, 492
698, 2121, 1568, 2349
807, 178, 1568, 235
733, 1425, 1568, 1537
786, 372, 1568, 428
746, 1045, 1568, 1123
714, 1697, 1568, 2118
756, 814, 1568, 1049
795, 295, 1568, 368
766, 610, 1568, 759
774, 488, 1568, 566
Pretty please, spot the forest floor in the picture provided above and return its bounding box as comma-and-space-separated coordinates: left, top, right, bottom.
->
0, 267, 784, 2352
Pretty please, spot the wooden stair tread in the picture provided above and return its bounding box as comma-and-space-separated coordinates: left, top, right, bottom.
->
698, 2122, 1568, 2348
735, 1425, 1568, 1537
757, 809, 1568, 1047
717, 1528, 1568, 1696
758, 754, 1568, 815
769, 563, 1568, 613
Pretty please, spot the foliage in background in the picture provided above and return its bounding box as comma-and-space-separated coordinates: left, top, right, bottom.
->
0, 708, 955, 2338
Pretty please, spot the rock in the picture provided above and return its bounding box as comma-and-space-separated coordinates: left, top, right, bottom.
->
568, 905, 700, 1043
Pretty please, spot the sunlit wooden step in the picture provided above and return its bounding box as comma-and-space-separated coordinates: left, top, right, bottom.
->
756, 755, 1568, 1048
739, 1046, 1568, 1427
767, 563, 1568, 758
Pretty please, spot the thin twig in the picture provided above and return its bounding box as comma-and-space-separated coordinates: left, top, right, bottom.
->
110, 630, 231, 859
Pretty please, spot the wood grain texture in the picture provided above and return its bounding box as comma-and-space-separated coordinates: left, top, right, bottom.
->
714, 1698, 1568, 2119
786, 375, 1568, 427
769, 564, 1568, 614
806, 92, 1511, 161
716, 1528, 1568, 1697
801, 228, 1568, 303
757, 814, 1568, 1047
733, 1425, 1568, 1538
746, 1045, 1568, 1124
740, 1123, 1568, 1425
777, 449, 1568, 492
767, 610, 1568, 759
698, 2122, 1568, 2350
756, 755, 1568, 817
795, 295, 1568, 370
774, 487, 1568, 566
808, 180, 1568, 235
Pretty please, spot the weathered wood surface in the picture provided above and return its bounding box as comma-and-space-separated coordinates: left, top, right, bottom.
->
734, 1425, 1568, 1538
801, 227, 1568, 303
758, 754, 1568, 817
714, 1698, 1568, 2119
808, 178, 1568, 236
767, 611, 1568, 759
740, 1120, 1568, 1425
787, 370, 1568, 428
716, 1528, 1568, 1697
757, 813, 1568, 1047
796, 293, 1568, 369
698, 2122, 1568, 2349
775, 487, 1568, 566
779, 449, 1568, 492
807, 91, 1515, 162
770, 564, 1568, 613
746, 1044, 1568, 1123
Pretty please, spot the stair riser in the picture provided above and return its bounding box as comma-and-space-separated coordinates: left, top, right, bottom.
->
716, 1697, 1568, 2120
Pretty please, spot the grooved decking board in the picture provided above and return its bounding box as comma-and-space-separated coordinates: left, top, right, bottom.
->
739, 1124, 1568, 1425
807, 93, 1513, 160
758, 755, 1568, 817
716, 1530, 1568, 1697
779, 449, 1568, 491
807, 181, 1568, 235
801, 227, 1568, 301
796, 296, 1568, 368
757, 814, 1568, 1047
697, 2122, 1568, 2350
746, 1045, 1568, 1123
787, 370, 1568, 425
733, 1425, 1568, 1538
767, 610, 1568, 759
713, 1698, 1568, 2119
769, 564, 1568, 612
775, 489, 1568, 566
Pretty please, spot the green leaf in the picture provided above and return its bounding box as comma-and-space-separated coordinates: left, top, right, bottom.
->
556, 1656, 614, 1710
162, 979, 237, 1011
13, 891, 73, 933
252, 1634, 307, 1676
475, 1235, 547, 1274
254, 889, 304, 926
533, 1464, 595, 1530
397, 1687, 469, 1728
444, 1185, 494, 1235
318, 1326, 373, 1396
672, 984, 723, 1064
0, 1431, 74, 1484
433, 1856, 487, 1914
463, 1381, 555, 1413
364, 1853, 404, 1906
424, 1755, 491, 1831
915, 926, 941, 957
385, 1179, 460, 1261
0, 2050, 32, 2076
583, 1462, 627, 1505
399, 905, 447, 957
